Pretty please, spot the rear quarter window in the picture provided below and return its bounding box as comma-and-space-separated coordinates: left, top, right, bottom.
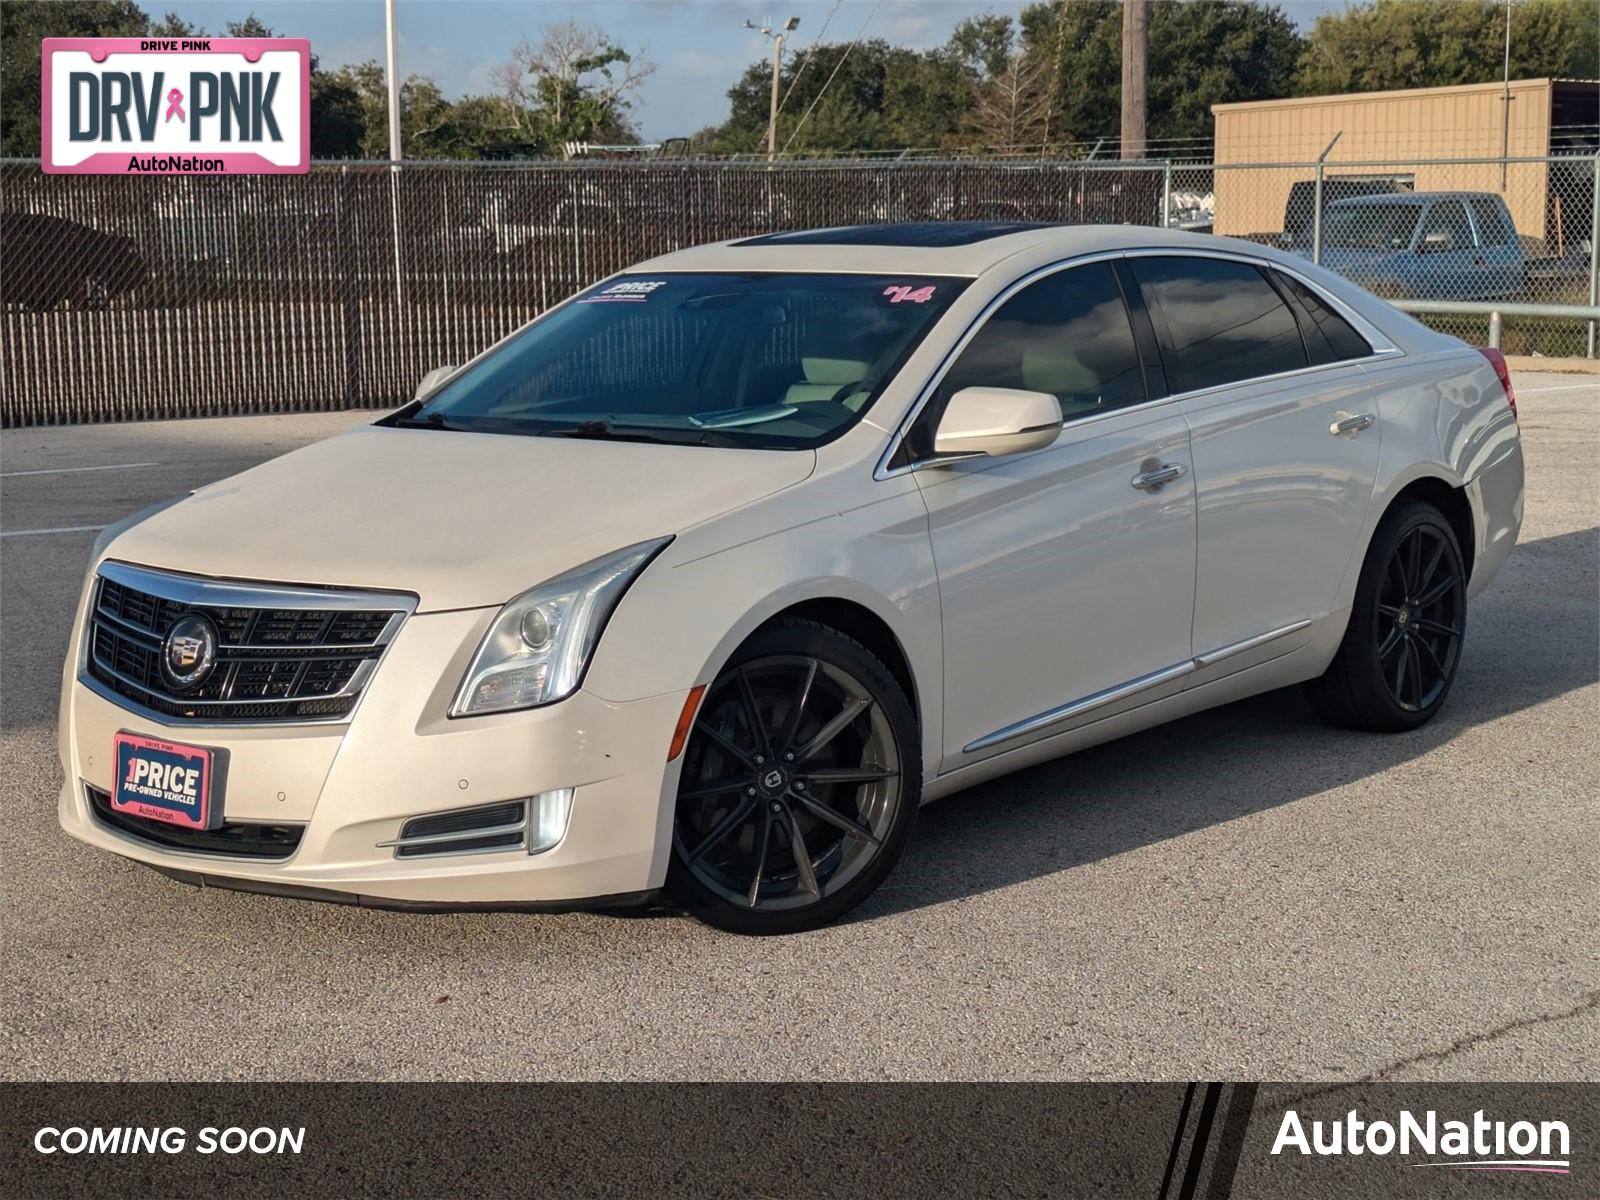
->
1272, 271, 1373, 364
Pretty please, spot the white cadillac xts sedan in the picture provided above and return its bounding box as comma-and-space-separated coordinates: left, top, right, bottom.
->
59, 223, 1523, 933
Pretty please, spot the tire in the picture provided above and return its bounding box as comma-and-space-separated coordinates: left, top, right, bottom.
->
667, 618, 920, 934
1305, 500, 1467, 732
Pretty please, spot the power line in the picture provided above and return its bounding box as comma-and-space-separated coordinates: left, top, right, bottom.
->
782, 0, 885, 155
774, 0, 844, 120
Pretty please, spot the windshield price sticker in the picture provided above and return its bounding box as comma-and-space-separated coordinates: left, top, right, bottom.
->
882, 284, 937, 304
581, 280, 668, 304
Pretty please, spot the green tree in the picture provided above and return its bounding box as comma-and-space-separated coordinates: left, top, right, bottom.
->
1019, 0, 1304, 149
1297, 0, 1599, 95
0, 1, 149, 156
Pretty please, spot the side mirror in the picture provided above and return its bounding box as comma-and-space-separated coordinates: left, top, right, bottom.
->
932, 387, 1062, 460
414, 364, 457, 401
1419, 231, 1453, 255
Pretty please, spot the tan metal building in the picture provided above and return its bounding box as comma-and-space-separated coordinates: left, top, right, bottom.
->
1210, 78, 1599, 242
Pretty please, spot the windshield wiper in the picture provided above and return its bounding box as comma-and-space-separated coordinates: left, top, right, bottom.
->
392, 411, 463, 431
537, 420, 744, 448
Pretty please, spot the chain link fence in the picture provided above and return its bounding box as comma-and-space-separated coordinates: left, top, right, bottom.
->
2, 154, 1595, 427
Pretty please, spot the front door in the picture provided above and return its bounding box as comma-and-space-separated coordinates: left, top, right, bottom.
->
904, 260, 1198, 768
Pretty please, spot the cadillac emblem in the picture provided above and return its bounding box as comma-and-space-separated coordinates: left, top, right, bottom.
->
161, 613, 218, 690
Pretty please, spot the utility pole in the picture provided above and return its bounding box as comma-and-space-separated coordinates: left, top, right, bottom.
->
1500, 0, 1513, 188
746, 17, 800, 162
1120, 0, 1148, 160
384, 0, 402, 163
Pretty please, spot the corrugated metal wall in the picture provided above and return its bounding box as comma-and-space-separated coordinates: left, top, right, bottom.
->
1212, 80, 1555, 238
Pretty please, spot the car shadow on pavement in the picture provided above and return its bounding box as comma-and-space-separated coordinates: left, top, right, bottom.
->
845, 524, 1599, 926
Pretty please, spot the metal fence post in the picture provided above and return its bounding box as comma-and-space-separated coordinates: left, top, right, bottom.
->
1488, 310, 1502, 349
1589, 151, 1598, 358
338, 165, 362, 408
1160, 160, 1172, 229
1311, 131, 1342, 267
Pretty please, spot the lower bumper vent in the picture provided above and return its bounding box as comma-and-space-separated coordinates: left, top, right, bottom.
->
87, 785, 304, 859
385, 800, 527, 858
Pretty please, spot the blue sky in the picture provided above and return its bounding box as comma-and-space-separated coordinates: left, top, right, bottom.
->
156, 0, 1348, 141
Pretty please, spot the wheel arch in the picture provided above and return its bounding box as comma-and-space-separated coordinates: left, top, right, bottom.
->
1382, 473, 1476, 581
749, 597, 920, 723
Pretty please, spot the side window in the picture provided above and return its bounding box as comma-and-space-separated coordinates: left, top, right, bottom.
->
1272, 271, 1373, 364
908, 261, 1145, 458
1422, 200, 1473, 249
1469, 198, 1511, 246
1130, 256, 1306, 393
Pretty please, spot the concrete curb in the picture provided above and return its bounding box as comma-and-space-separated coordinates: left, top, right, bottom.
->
1504, 355, 1600, 375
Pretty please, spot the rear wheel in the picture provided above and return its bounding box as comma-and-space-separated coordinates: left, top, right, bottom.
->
668, 619, 919, 934
1305, 501, 1467, 731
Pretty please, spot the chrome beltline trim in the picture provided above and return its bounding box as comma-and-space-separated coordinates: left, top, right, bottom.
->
963, 619, 1315, 754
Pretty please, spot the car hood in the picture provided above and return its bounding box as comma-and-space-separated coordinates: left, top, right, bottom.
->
106, 426, 817, 611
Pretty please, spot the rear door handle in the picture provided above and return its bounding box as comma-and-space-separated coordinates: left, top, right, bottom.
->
1329, 412, 1375, 436
1131, 463, 1186, 491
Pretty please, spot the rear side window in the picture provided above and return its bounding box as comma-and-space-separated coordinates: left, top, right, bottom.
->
1423, 199, 1473, 248
1469, 197, 1512, 246
1272, 271, 1373, 364
1130, 257, 1306, 393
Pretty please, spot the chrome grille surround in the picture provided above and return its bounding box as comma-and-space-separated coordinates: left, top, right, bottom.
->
81, 560, 417, 726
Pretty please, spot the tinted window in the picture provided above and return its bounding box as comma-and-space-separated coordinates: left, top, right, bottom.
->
1273, 271, 1372, 363
410, 273, 966, 449
1422, 200, 1473, 249
1131, 257, 1306, 392
1469, 197, 1512, 246
907, 262, 1144, 458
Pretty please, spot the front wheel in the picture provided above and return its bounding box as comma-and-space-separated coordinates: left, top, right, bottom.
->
667, 619, 920, 934
1305, 501, 1467, 731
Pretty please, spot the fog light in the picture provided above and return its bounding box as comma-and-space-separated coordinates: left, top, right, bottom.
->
528, 787, 574, 854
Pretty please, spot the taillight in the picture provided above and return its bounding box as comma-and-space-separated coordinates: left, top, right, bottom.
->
1475, 346, 1517, 422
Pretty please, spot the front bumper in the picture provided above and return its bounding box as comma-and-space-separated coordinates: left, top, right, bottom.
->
59, 604, 689, 906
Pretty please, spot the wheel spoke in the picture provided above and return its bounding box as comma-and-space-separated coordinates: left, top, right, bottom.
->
1415, 617, 1459, 639
735, 668, 773, 760
776, 658, 818, 754
798, 766, 899, 786
1377, 625, 1403, 660
689, 796, 757, 863
695, 719, 755, 769
1390, 639, 1409, 700
1384, 555, 1408, 601
794, 696, 871, 761
1415, 539, 1447, 597
1403, 530, 1424, 595
679, 777, 747, 801
1376, 603, 1403, 619
745, 806, 773, 908
782, 807, 821, 898
1415, 634, 1448, 683
1415, 573, 1459, 609
789, 788, 881, 846
1405, 640, 1425, 706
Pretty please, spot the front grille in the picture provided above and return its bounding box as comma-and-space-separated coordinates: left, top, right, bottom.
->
87, 785, 304, 859
83, 563, 413, 724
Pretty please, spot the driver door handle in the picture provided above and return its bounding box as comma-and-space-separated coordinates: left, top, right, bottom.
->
1131, 463, 1186, 491
1329, 412, 1375, 436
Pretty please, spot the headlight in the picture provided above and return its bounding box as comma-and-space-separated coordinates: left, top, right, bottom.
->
450, 538, 671, 716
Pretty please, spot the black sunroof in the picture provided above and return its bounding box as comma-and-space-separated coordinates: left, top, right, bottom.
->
735, 221, 1058, 248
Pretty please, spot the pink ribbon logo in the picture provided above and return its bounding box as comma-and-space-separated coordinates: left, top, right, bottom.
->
164, 88, 185, 123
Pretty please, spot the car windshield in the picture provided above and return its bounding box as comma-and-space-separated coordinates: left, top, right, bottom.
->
402, 272, 969, 448
1322, 205, 1421, 250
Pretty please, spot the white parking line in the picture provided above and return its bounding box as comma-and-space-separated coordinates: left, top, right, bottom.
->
0, 524, 105, 538
1518, 383, 1599, 395
0, 461, 158, 478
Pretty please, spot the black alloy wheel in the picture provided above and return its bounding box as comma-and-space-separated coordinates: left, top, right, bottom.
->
668, 619, 919, 934
1306, 501, 1467, 732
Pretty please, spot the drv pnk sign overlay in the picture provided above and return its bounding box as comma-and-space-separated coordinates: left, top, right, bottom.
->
42, 38, 309, 174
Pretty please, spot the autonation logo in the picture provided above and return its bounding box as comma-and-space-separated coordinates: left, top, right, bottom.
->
1272, 1109, 1571, 1175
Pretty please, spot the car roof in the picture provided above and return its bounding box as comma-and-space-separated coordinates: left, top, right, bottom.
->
1327, 191, 1501, 208
629, 222, 1272, 278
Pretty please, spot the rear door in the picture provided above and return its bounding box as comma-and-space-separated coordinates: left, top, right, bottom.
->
1128, 255, 1381, 682
1468, 196, 1524, 298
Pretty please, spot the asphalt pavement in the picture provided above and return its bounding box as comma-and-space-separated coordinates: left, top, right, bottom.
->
2, 373, 1596, 1082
